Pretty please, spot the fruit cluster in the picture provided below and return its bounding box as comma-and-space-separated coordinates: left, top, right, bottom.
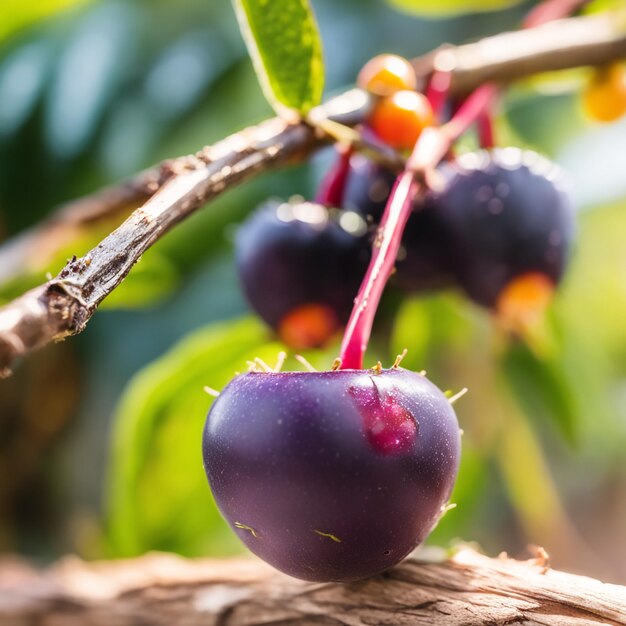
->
236, 147, 574, 345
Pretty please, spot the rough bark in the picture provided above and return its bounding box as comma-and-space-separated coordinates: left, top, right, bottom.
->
0, 11, 625, 377
0, 549, 625, 625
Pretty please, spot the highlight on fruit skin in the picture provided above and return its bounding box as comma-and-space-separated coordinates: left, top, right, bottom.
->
357, 53, 417, 96
235, 198, 370, 349
582, 63, 626, 123
202, 366, 461, 582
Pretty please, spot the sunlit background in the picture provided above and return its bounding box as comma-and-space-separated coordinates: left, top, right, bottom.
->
0, 0, 625, 583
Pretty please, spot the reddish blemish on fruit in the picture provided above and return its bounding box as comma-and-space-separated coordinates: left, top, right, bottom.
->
349, 379, 417, 455
496, 271, 555, 332
278, 303, 339, 349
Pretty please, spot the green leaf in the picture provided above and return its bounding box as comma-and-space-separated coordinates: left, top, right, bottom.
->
0, 0, 88, 42
494, 393, 572, 543
390, 297, 430, 370
231, 0, 324, 116
386, 0, 523, 17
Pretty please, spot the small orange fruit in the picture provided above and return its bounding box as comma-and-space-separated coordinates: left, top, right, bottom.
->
369, 90, 434, 150
358, 54, 417, 96
582, 63, 626, 123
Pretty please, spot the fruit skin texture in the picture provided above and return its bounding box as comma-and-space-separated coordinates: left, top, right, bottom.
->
343, 154, 456, 292
235, 199, 370, 347
433, 149, 575, 308
203, 368, 460, 582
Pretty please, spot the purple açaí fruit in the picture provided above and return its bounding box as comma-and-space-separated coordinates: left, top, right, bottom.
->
431, 148, 575, 308
235, 198, 370, 347
202, 367, 460, 582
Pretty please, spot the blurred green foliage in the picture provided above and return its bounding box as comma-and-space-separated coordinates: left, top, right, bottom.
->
0, 0, 89, 42
108, 318, 269, 557
0, 0, 625, 584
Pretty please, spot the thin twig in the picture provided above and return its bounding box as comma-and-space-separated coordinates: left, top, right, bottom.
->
0, 90, 371, 377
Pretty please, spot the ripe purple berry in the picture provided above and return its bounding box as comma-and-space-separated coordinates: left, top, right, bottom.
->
235, 198, 370, 348
434, 148, 575, 310
202, 367, 460, 582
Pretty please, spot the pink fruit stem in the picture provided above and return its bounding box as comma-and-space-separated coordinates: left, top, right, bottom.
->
315, 147, 353, 207
339, 170, 420, 370
339, 84, 499, 370
477, 110, 496, 148
426, 70, 453, 122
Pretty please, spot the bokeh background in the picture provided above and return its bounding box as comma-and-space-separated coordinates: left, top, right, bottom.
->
1, 0, 625, 583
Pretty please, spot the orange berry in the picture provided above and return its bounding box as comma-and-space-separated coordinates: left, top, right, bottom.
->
582, 63, 626, 123
278, 304, 339, 349
369, 90, 434, 150
358, 54, 416, 96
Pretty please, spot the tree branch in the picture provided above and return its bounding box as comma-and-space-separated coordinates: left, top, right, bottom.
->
0, 89, 372, 377
0, 11, 625, 377
1, 549, 625, 625
412, 11, 626, 94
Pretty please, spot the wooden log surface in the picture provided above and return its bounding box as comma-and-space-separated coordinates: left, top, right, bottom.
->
0, 548, 625, 625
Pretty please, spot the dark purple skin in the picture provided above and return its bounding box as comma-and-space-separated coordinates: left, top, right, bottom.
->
343, 150, 575, 308
343, 153, 456, 292
433, 148, 575, 307
235, 198, 370, 330
202, 368, 460, 582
